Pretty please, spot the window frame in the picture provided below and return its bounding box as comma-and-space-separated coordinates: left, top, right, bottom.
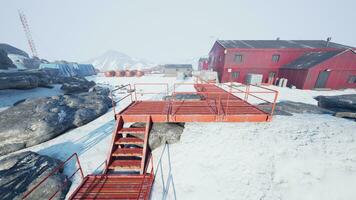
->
272, 54, 280, 63
232, 71, 240, 79
234, 54, 243, 64
347, 75, 356, 84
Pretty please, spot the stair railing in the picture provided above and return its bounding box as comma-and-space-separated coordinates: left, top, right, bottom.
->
110, 84, 133, 116
136, 155, 155, 200
22, 153, 84, 200
151, 142, 177, 200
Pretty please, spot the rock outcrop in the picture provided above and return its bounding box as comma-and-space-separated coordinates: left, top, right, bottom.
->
131, 123, 184, 150
0, 70, 52, 90
259, 101, 334, 116
0, 151, 70, 200
316, 94, 356, 112
0, 90, 112, 156
0, 70, 95, 92
60, 77, 95, 94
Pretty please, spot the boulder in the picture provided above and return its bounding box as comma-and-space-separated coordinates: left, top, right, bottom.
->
334, 112, 356, 120
131, 123, 184, 150
60, 77, 95, 94
259, 101, 335, 116
0, 70, 52, 90
0, 90, 112, 156
89, 85, 110, 96
315, 94, 356, 112
0, 151, 70, 200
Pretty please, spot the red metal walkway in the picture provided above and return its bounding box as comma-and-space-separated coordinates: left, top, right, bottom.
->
119, 84, 273, 123
69, 82, 278, 200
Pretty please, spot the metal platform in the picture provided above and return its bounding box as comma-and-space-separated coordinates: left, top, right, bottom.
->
117, 83, 276, 123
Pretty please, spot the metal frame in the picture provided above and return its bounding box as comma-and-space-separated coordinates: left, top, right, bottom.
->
22, 153, 84, 200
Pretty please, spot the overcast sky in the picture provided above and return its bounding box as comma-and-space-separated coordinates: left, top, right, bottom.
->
1, 0, 355, 63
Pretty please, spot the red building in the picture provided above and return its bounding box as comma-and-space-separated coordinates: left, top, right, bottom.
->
209, 40, 356, 89
198, 58, 209, 70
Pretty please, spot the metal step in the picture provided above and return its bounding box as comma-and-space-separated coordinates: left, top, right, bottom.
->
115, 137, 144, 145
118, 127, 146, 134
112, 148, 143, 157
108, 160, 141, 171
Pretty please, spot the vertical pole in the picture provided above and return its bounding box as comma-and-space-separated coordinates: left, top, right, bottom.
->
129, 84, 133, 102
270, 91, 279, 116
75, 153, 85, 179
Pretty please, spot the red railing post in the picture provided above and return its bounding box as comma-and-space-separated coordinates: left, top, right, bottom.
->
270, 90, 279, 116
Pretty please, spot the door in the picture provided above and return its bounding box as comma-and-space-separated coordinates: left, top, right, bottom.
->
315, 71, 330, 88
268, 72, 276, 84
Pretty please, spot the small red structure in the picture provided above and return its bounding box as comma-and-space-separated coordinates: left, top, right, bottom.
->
125, 70, 134, 77
136, 70, 144, 77
115, 70, 125, 77
104, 70, 115, 77
209, 40, 356, 89
198, 58, 209, 70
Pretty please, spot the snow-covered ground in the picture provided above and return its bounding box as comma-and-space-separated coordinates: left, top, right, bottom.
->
4, 75, 356, 200
0, 84, 63, 112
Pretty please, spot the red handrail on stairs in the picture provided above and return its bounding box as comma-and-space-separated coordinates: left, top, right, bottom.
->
22, 153, 84, 200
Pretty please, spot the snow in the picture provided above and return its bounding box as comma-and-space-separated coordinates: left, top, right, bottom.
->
3, 75, 356, 200
0, 84, 63, 112
153, 115, 356, 200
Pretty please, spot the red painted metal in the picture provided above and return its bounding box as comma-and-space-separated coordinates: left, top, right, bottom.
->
70, 81, 278, 199
69, 173, 154, 199
71, 114, 154, 199
22, 153, 84, 200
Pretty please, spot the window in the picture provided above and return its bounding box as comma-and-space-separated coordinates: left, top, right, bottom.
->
232, 71, 239, 79
272, 54, 280, 62
348, 75, 356, 84
234, 54, 243, 63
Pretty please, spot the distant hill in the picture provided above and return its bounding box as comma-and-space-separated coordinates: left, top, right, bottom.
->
0, 43, 29, 58
84, 50, 155, 71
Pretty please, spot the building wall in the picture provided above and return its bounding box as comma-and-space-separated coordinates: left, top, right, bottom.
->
303, 50, 356, 89
278, 68, 309, 89
198, 59, 209, 70
208, 42, 226, 81
164, 67, 193, 76
208, 42, 339, 83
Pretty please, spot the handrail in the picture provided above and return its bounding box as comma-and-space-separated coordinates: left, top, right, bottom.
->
223, 83, 279, 116
110, 84, 133, 116
137, 155, 154, 200
151, 143, 177, 200
22, 153, 84, 200
134, 83, 169, 101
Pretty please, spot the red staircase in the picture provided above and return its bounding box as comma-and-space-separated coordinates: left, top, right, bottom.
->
69, 115, 154, 200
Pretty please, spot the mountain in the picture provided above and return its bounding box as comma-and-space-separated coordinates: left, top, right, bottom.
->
84, 50, 155, 71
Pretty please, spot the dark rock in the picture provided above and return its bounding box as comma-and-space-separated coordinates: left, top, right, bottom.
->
131, 123, 184, 150
0, 49, 16, 70
89, 86, 110, 96
0, 91, 112, 156
315, 94, 356, 112
334, 112, 356, 120
0, 151, 70, 200
259, 101, 335, 116
60, 77, 95, 94
0, 70, 52, 90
